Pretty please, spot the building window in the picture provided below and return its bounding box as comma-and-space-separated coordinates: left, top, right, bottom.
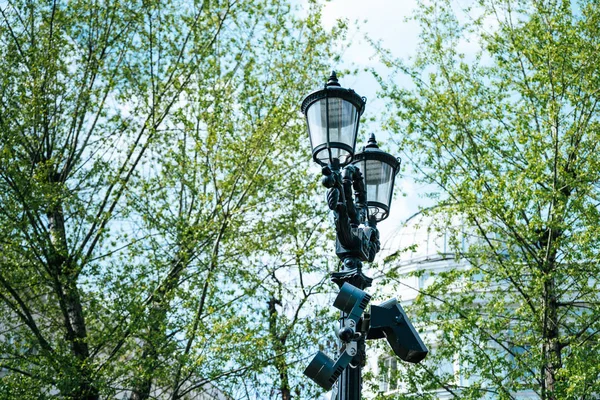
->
419, 272, 435, 289
380, 356, 398, 392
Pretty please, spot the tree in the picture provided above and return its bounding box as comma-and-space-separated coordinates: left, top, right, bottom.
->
374, 0, 600, 399
0, 0, 341, 398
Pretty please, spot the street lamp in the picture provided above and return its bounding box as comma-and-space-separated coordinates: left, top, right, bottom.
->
352, 133, 401, 223
301, 72, 366, 167
301, 73, 427, 400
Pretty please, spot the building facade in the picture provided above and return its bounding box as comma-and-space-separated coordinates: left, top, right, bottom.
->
368, 211, 538, 399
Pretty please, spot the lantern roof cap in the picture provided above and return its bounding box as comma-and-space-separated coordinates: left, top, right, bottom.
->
353, 134, 401, 175
326, 71, 341, 87
300, 71, 366, 115
365, 133, 379, 149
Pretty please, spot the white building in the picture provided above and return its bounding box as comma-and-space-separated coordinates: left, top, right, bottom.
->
368, 211, 538, 399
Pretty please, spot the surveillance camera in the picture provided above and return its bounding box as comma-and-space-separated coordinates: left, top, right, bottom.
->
333, 282, 371, 323
304, 283, 371, 389
304, 351, 336, 390
304, 342, 357, 390
368, 298, 428, 363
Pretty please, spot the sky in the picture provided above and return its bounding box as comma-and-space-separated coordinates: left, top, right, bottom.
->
320, 0, 420, 116
316, 0, 431, 242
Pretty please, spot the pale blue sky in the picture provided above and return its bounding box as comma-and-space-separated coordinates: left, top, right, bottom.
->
320, 0, 420, 116
317, 0, 429, 239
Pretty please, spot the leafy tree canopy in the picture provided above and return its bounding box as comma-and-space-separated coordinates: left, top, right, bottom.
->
374, 0, 600, 399
0, 0, 343, 398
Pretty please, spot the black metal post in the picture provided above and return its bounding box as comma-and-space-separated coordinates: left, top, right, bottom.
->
333, 263, 365, 400
321, 156, 374, 400
336, 354, 361, 400
331, 256, 374, 400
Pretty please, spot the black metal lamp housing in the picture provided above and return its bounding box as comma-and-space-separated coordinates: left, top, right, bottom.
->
301, 72, 366, 166
352, 134, 400, 222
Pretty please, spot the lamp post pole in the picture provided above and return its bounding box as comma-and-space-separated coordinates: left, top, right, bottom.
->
301, 72, 402, 399
326, 162, 375, 400
332, 257, 370, 400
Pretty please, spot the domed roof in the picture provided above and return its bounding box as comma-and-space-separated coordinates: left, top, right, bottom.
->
378, 209, 470, 266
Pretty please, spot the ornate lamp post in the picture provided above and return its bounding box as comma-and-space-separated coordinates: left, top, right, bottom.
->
301, 73, 427, 400
302, 72, 365, 167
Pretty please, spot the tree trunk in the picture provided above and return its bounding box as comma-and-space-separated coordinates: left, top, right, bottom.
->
542, 274, 561, 400
268, 296, 291, 400
129, 284, 171, 400
540, 229, 562, 400
130, 255, 187, 400
49, 206, 99, 400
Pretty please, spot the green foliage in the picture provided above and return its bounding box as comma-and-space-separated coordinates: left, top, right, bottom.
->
374, 0, 600, 399
0, 0, 341, 398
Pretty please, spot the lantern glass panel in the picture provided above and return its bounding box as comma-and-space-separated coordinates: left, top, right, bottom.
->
359, 159, 394, 220
306, 97, 359, 165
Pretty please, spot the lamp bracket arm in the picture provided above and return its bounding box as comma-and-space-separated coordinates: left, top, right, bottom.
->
326, 187, 339, 211
323, 166, 359, 249
342, 166, 360, 225
323, 164, 379, 259
333, 203, 360, 249
364, 222, 380, 262
350, 166, 367, 216
322, 167, 342, 211
349, 166, 368, 228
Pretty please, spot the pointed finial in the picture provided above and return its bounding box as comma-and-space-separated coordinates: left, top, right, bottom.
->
366, 133, 379, 148
326, 71, 340, 87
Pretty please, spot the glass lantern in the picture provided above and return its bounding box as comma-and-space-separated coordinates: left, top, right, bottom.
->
352, 134, 400, 222
301, 72, 366, 166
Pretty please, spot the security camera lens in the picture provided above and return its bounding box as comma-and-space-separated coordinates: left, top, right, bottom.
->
338, 327, 354, 342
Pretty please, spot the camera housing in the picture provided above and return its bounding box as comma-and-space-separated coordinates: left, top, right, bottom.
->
304, 342, 356, 390
333, 282, 371, 324
304, 282, 371, 389
368, 298, 428, 363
